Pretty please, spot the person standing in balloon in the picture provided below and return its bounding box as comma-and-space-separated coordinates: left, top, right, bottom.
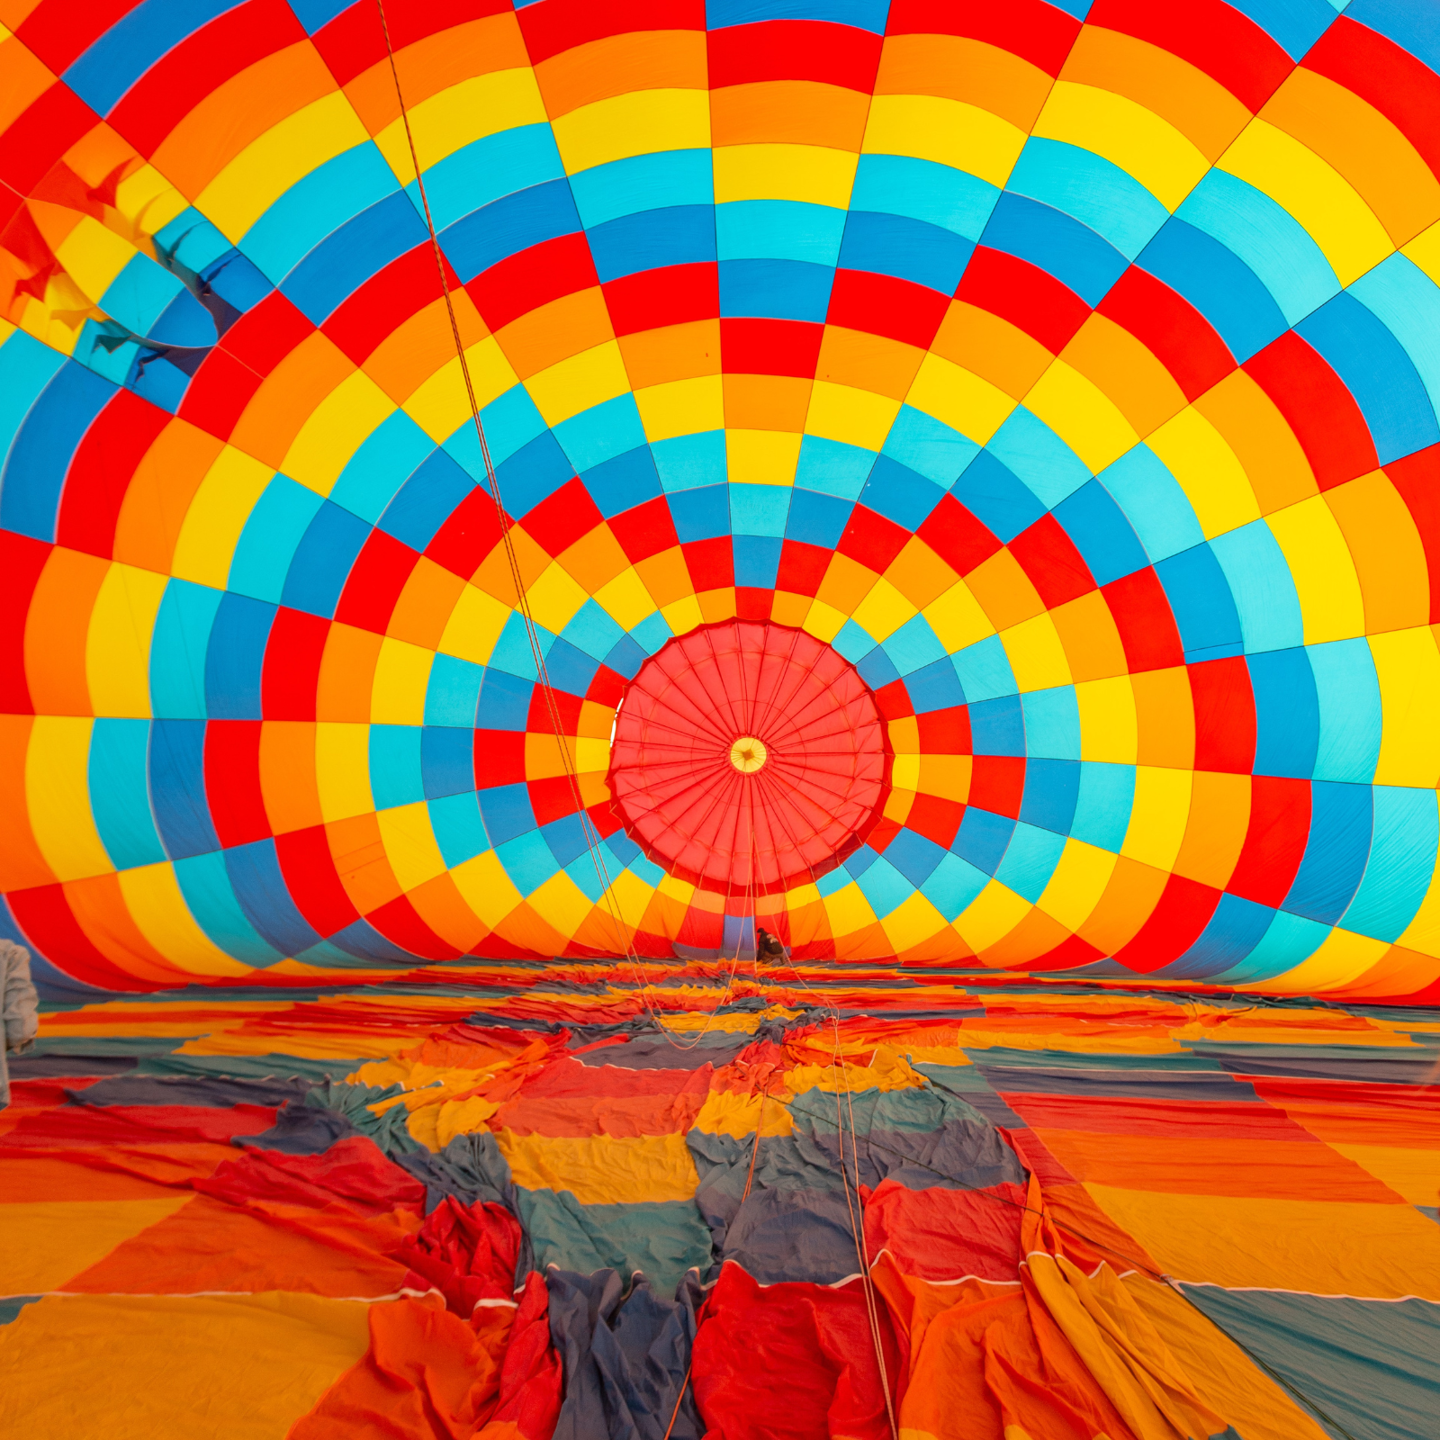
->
0, 940, 38, 1109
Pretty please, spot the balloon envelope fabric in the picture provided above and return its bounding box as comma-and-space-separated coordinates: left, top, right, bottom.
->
3, 967, 1439, 1439
5, 0, 1440, 1000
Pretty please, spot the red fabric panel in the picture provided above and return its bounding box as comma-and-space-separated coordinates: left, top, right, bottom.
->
261, 607, 329, 720
1102, 568, 1185, 672
427, 487, 506, 579
334, 529, 419, 632
610, 495, 680, 562
3, 883, 159, 991
692, 1264, 900, 1440
708, 20, 883, 90
0, 84, 98, 195
1099, 267, 1236, 400
776, 539, 833, 597
195, 1135, 425, 1217
517, 0, 705, 63
1087, 0, 1292, 111
1008, 515, 1096, 608
1189, 655, 1256, 774
524, 478, 603, 558
1244, 332, 1378, 490
682, 535, 734, 590
324, 244, 454, 364
475, 730, 526, 786
828, 269, 951, 346
1384, 445, 1440, 622
863, 1177, 1025, 1283
55, 390, 171, 558
955, 248, 1090, 353
204, 719, 270, 848
367, 893, 464, 962
885, 0, 1080, 76
1228, 775, 1311, 908
916, 494, 1000, 576
16, 0, 145, 73
0, 531, 49, 713
275, 824, 361, 937
1114, 873, 1222, 972
837, 505, 911, 573
605, 263, 718, 335
467, 233, 597, 328
721, 317, 824, 376
968, 756, 1024, 819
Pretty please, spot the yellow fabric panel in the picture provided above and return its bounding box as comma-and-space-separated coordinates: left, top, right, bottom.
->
497, 1132, 699, 1204
1119, 1276, 1332, 1440
0, 1292, 371, 1440
1084, 1185, 1440, 1301
0, 1198, 190, 1293
1328, 1144, 1440, 1207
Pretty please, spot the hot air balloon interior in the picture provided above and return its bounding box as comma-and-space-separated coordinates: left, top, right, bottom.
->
1, 0, 1438, 1436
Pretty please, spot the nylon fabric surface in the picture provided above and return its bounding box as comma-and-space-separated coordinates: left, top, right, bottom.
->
3, 968, 1438, 1437
2, 0, 1440, 1000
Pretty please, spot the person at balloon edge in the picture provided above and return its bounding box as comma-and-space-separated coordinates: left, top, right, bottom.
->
0, 940, 39, 1110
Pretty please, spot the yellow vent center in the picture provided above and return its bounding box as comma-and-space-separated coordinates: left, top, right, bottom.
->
729, 736, 768, 773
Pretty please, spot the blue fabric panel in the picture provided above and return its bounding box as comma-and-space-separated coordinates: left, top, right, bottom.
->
950, 450, 1045, 543
543, 814, 591, 870
1179, 1287, 1440, 1440
0, 361, 115, 541
1282, 780, 1372, 926
884, 830, 947, 887
952, 806, 1015, 875
1341, 786, 1437, 943
281, 501, 371, 617
324, 918, 417, 966
1248, 647, 1319, 779
785, 487, 850, 548
1154, 544, 1245, 662
424, 655, 484, 727
983, 406, 1093, 512
717, 259, 833, 321
429, 792, 491, 868
668, 484, 731, 542
1162, 893, 1277, 980
329, 411, 435, 524
440, 180, 582, 281
729, 483, 789, 537
1019, 758, 1080, 836
562, 602, 626, 663
905, 656, 966, 712
1070, 762, 1135, 853
89, 719, 168, 870
242, 145, 395, 280
920, 851, 990, 921
224, 838, 324, 956
794, 435, 875, 499
856, 643, 902, 691
1207, 908, 1328, 984
63, 0, 244, 113
0, 331, 67, 474
379, 448, 473, 552
1053, 480, 1149, 586
172, 851, 286, 966
1007, 138, 1169, 261
478, 668, 534, 731
481, 783, 538, 847
204, 594, 275, 720
229, 477, 324, 604
556, 395, 648, 474
717, 200, 846, 266
733, 535, 783, 588
1297, 292, 1440, 465
499, 433, 575, 518
570, 150, 714, 228
885, 614, 947, 677
863, 456, 946, 530
369, 726, 424, 810
1020, 687, 1080, 761
1309, 638, 1382, 785
148, 719, 221, 861
413, 126, 566, 232
1177, 170, 1340, 326
654, 431, 727, 492
881, 406, 977, 487
150, 580, 221, 719
495, 830, 560, 889
588, 205, 717, 283
583, 446, 662, 518
1138, 219, 1286, 362
994, 823, 1066, 902
854, 855, 914, 917
951, 634, 1017, 703
848, 154, 999, 241
281, 189, 427, 324
836, 211, 974, 293
969, 695, 1024, 756
981, 193, 1130, 308
541, 638, 602, 695
1209, 520, 1304, 654
1097, 445, 1205, 564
